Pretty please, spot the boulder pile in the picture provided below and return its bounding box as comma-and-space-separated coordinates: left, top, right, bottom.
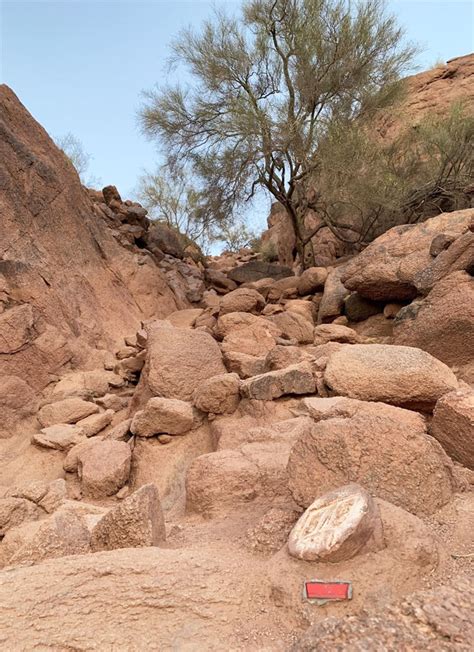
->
0, 70, 473, 649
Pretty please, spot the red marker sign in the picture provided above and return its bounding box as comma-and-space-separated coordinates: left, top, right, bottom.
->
303, 580, 352, 605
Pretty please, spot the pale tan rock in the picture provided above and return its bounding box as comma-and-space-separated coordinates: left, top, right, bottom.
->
116, 346, 137, 360
52, 370, 123, 399
341, 209, 474, 300
219, 288, 265, 315
288, 484, 384, 562
430, 388, 474, 469
267, 311, 314, 344
91, 484, 165, 551
31, 423, 85, 451
145, 323, 226, 401
193, 373, 241, 415
38, 398, 100, 427
299, 396, 369, 421
63, 439, 99, 473
264, 345, 313, 371
297, 267, 328, 295
241, 362, 316, 401
186, 441, 293, 515
324, 344, 458, 410
317, 266, 350, 324
223, 350, 267, 379
313, 323, 360, 345
96, 393, 129, 411
384, 302, 404, 319
38, 479, 67, 514
0, 304, 34, 354
6, 481, 48, 504
283, 299, 315, 325
9, 509, 91, 565
287, 403, 456, 515
0, 546, 267, 650
76, 409, 114, 437
166, 308, 204, 328
221, 321, 278, 357
0, 498, 40, 535
130, 397, 194, 437
77, 440, 132, 498
104, 418, 132, 441
394, 271, 474, 382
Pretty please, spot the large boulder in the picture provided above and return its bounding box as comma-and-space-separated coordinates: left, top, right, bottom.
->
0, 497, 40, 536
77, 440, 132, 498
297, 267, 328, 296
37, 398, 100, 427
393, 271, 474, 382
227, 260, 293, 284
266, 311, 314, 344
219, 288, 265, 315
414, 229, 474, 294
317, 266, 350, 323
240, 363, 316, 401
287, 402, 456, 515
288, 484, 384, 562
429, 388, 474, 469
221, 321, 279, 358
130, 397, 194, 437
7, 509, 91, 565
324, 344, 458, 410
91, 484, 165, 551
193, 373, 241, 415
143, 322, 226, 402
340, 209, 474, 301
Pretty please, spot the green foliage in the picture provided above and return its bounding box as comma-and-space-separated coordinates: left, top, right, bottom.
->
314, 102, 474, 244
139, 0, 416, 266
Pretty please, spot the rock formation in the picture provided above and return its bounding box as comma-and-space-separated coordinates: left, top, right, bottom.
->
0, 60, 473, 650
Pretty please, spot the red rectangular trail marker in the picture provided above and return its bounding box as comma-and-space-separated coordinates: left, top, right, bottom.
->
304, 580, 352, 605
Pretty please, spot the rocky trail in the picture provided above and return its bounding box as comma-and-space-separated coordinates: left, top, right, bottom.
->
0, 62, 473, 651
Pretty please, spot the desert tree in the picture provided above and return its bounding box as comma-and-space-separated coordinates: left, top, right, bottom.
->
140, 0, 416, 266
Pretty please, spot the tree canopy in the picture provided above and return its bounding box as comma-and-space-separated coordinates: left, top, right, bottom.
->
140, 0, 417, 265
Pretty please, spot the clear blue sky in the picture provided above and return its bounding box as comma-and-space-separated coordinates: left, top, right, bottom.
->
1, 0, 473, 228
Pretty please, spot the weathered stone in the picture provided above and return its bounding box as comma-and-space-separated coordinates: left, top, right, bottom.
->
324, 344, 458, 410
77, 440, 132, 498
91, 484, 165, 551
104, 418, 132, 441
76, 409, 114, 437
166, 308, 204, 329
241, 363, 316, 400
96, 393, 129, 411
340, 209, 474, 301
297, 267, 328, 296
38, 398, 100, 427
205, 268, 237, 293
38, 479, 67, 514
227, 261, 293, 284
0, 304, 34, 354
214, 312, 281, 340
267, 311, 314, 344
317, 267, 350, 323
193, 373, 241, 415
415, 230, 474, 294
221, 321, 278, 358
288, 484, 384, 562
394, 271, 474, 382
223, 351, 267, 379
7, 509, 90, 565
32, 423, 85, 451
130, 397, 194, 437
313, 323, 360, 345
0, 498, 40, 535
430, 388, 474, 469
219, 288, 265, 315
283, 300, 315, 325
287, 403, 455, 515
264, 345, 313, 371
145, 323, 226, 401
